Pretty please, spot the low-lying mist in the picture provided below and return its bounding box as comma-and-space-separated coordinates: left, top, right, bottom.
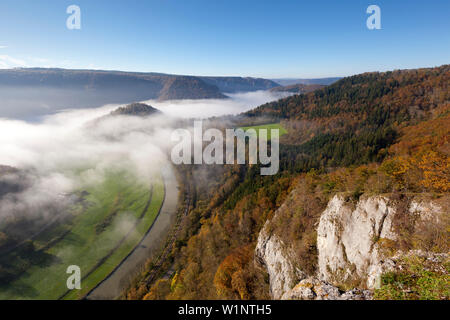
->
0, 89, 289, 121
144, 91, 290, 118
0, 108, 173, 226
0, 90, 283, 226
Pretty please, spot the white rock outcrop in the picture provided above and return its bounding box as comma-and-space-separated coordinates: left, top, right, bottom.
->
317, 195, 398, 289
255, 219, 305, 299
255, 192, 444, 299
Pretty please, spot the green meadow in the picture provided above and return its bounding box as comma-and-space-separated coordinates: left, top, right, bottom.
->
0, 170, 164, 300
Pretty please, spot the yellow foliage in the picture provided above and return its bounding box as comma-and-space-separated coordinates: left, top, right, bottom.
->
170, 271, 179, 291
418, 150, 450, 192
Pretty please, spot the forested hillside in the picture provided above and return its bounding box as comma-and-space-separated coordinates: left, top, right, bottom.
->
269, 83, 325, 94
250, 65, 449, 171
126, 65, 449, 300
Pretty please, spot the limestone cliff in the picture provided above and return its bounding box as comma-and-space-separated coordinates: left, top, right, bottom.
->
255, 192, 446, 300
317, 195, 397, 289
255, 206, 305, 299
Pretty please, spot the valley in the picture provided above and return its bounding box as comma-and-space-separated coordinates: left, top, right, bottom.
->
86, 165, 179, 300
0, 167, 164, 300
1, 0, 448, 307
0, 65, 448, 301
125, 65, 449, 301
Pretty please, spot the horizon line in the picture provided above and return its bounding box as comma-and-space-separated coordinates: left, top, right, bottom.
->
1, 63, 448, 80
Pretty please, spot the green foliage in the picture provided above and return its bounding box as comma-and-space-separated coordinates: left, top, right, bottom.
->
240, 123, 287, 140
247, 65, 449, 176
279, 126, 397, 173
374, 256, 450, 300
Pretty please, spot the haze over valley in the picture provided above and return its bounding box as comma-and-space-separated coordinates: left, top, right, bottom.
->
0, 68, 304, 120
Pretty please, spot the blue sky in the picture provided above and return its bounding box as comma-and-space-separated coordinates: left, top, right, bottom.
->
0, 0, 449, 78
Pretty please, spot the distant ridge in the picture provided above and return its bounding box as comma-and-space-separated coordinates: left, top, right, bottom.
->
0, 68, 280, 119
201, 76, 278, 93
270, 83, 325, 94
272, 77, 341, 86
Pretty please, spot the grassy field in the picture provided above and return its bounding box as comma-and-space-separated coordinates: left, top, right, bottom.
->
0, 170, 164, 300
240, 123, 287, 140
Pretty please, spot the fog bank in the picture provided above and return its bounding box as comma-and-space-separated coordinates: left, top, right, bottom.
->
0, 90, 284, 225
144, 90, 290, 118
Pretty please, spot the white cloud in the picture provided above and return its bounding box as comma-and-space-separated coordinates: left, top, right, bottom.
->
28, 57, 50, 64
0, 54, 28, 68
0, 46, 7, 49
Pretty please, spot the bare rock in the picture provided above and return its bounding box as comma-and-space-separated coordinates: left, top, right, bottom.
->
281, 277, 372, 300
317, 195, 398, 289
255, 207, 305, 299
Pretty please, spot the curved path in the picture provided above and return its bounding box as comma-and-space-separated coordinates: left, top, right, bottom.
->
86, 164, 179, 300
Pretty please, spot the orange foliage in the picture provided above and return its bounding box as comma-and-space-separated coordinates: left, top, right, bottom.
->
386, 110, 450, 192
213, 245, 253, 299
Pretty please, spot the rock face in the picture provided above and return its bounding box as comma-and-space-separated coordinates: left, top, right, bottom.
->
255, 192, 444, 299
317, 195, 397, 289
255, 216, 305, 299
281, 277, 372, 300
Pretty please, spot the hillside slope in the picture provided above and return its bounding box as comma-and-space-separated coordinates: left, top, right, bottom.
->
270, 83, 325, 94
126, 65, 449, 301
271, 77, 341, 86
201, 76, 279, 93
158, 76, 226, 100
